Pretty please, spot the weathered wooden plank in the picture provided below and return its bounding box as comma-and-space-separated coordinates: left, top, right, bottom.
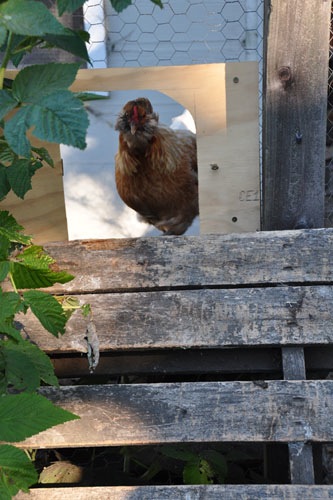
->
21, 228, 332, 294
282, 347, 315, 484
263, 0, 330, 229
289, 442, 315, 485
19, 286, 333, 353
14, 484, 333, 500
282, 347, 306, 380
18, 380, 333, 448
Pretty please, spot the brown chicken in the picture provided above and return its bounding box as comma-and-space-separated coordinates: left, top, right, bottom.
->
114, 97, 198, 235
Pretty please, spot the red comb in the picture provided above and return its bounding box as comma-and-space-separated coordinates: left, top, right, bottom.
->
132, 105, 139, 122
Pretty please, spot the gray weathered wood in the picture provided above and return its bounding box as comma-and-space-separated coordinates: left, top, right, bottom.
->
20, 285, 333, 353
18, 380, 333, 448
6, 228, 331, 294
289, 442, 315, 484
282, 347, 306, 380
262, 0, 331, 229
282, 347, 315, 484
14, 484, 333, 500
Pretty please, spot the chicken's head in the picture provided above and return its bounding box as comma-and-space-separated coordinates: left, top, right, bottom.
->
115, 97, 159, 136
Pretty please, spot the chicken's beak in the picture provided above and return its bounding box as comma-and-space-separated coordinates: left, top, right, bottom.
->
130, 123, 137, 135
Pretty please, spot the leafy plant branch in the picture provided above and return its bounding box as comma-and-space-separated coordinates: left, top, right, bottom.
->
0, 0, 163, 497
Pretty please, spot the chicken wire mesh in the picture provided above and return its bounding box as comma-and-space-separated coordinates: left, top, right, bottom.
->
83, 0, 264, 70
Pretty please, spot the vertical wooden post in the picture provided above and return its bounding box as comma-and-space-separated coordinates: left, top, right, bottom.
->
282, 347, 315, 484
262, 0, 330, 230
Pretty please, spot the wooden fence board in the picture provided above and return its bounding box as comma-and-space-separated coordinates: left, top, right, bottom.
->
263, 0, 330, 230
14, 484, 333, 500
18, 380, 333, 448
19, 285, 333, 353
21, 228, 332, 294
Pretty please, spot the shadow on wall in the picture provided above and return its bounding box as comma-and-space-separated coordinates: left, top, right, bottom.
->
61, 90, 199, 240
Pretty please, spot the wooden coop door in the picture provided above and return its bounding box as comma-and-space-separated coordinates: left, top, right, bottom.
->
3, 62, 259, 241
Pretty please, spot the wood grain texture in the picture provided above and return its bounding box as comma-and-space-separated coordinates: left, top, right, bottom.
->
263, 0, 330, 230
8, 228, 331, 295
14, 484, 333, 500
0, 140, 67, 244
282, 348, 314, 484
18, 285, 333, 353
18, 380, 333, 448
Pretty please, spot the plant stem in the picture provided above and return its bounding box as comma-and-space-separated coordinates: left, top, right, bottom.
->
9, 271, 18, 294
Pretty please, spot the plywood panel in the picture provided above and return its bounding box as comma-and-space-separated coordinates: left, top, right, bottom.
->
0, 137, 67, 244
4, 63, 259, 237
69, 63, 259, 233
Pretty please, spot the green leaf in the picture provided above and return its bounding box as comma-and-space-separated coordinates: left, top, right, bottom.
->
201, 449, 228, 483
18, 340, 58, 387
0, 260, 10, 280
111, 0, 132, 13
0, 392, 79, 442
0, 90, 17, 120
0, 25, 7, 48
30, 91, 88, 148
23, 290, 67, 336
43, 28, 90, 63
5, 91, 88, 153
4, 106, 31, 157
183, 459, 214, 485
0, 210, 31, 246
0, 139, 16, 163
9, 35, 42, 68
75, 92, 109, 102
12, 63, 80, 103
57, 0, 85, 16
5, 158, 43, 199
0, 233, 10, 261
0, 290, 23, 322
1, 340, 58, 392
151, 0, 163, 8
2, 342, 39, 392
0, 167, 11, 200
10, 244, 74, 289
31, 146, 54, 167
0, 0, 68, 37
0, 444, 38, 496
0, 321, 22, 342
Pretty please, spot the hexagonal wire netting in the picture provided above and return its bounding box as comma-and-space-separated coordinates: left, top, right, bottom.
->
83, 0, 264, 69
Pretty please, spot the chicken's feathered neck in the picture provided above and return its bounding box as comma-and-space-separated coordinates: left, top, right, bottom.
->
116, 126, 195, 177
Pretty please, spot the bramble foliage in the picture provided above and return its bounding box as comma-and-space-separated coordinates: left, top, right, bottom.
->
0, 211, 81, 497
0, 0, 161, 496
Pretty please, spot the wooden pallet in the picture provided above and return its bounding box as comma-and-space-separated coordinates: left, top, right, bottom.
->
14, 228, 333, 498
